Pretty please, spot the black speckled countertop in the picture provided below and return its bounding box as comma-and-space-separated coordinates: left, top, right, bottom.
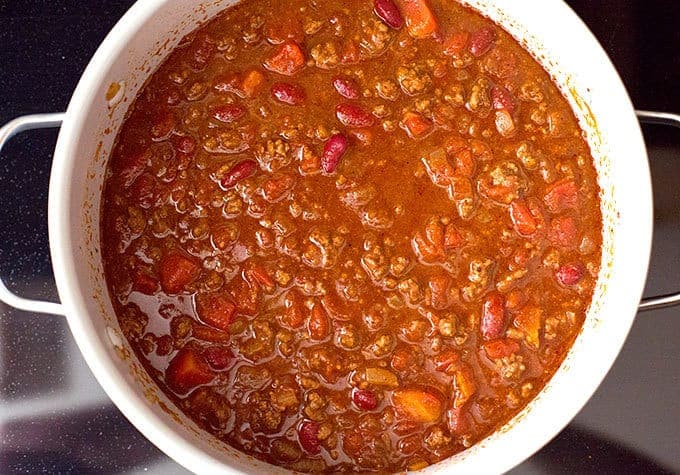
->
0, 1, 678, 473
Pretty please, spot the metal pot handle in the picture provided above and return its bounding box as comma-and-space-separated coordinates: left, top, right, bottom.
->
0, 113, 65, 316
0, 111, 677, 315
636, 110, 680, 312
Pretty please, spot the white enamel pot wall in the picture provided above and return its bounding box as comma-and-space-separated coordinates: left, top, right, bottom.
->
1, 0, 679, 473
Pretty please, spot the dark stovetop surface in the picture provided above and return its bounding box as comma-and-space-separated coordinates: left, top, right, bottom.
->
0, 1, 678, 473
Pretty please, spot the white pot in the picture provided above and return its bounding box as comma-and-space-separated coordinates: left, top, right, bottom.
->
1, 0, 678, 473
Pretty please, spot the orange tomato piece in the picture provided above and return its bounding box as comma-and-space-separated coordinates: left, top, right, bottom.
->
241, 69, 265, 97
452, 365, 477, 408
514, 306, 542, 349
159, 251, 200, 294
264, 40, 305, 75
398, 0, 439, 39
510, 200, 538, 236
393, 388, 443, 422
165, 348, 214, 395
195, 293, 237, 332
482, 338, 520, 360
544, 179, 578, 214
401, 111, 433, 138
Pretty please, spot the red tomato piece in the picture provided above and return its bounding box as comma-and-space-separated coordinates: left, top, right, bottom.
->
548, 215, 579, 248
401, 111, 433, 138
544, 179, 579, 214
443, 31, 469, 55
433, 348, 459, 373
264, 40, 305, 76
398, 0, 439, 39
510, 200, 538, 236
165, 348, 214, 395
159, 251, 200, 294
195, 293, 237, 332
482, 338, 520, 359
132, 269, 158, 295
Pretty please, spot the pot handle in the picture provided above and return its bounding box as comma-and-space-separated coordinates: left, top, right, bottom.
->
0, 113, 65, 316
636, 110, 680, 312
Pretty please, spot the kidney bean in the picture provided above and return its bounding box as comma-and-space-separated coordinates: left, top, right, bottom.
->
352, 388, 378, 411
220, 159, 258, 189
271, 82, 306, 105
298, 420, 321, 454
556, 263, 584, 286
470, 26, 496, 57
336, 103, 375, 128
212, 104, 246, 123
332, 76, 360, 99
491, 85, 515, 113
374, 0, 404, 29
321, 133, 349, 173
481, 292, 506, 340
173, 135, 196, 155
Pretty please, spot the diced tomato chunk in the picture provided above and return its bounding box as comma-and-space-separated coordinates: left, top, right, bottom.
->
159, 251, 201, 294
481, 292, 506, 340
241, 69, 265, 97
401, 111, 433, 138
452, 364, 477, 408
548, 215, 579, 248
245, 265, 276, 292
514, 306, 542, 349
165, 348, 214, 395
443, 31, 469, 55
393, 388, 443, 422
544, 179, 579, 214
264, 40, 305, 76
447, 407, 472, 435
195, 293, 237, 332
510, 200, 537, 236
398, 0, 439, 39
443, 223, 464, 249
133, 269, 158, 295
482, 338, 520, 359
433, 349, 459, 374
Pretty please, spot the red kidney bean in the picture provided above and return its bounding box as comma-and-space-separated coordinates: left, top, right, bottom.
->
336, 103, 375, 128
270, 82, 306, 105
298, 420, 321, 454
556, 263, 584, 286
332, 76, 360, 99
470, 26, 496, 57
353, 389, 378, 411
481, 292, 506, 340
212, 104, 246, 123
173, 135, 196, 154
491, 85, 515, 113
374, 0, 404, 29
220, 159, 258, 188
321, 133, 349, 173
